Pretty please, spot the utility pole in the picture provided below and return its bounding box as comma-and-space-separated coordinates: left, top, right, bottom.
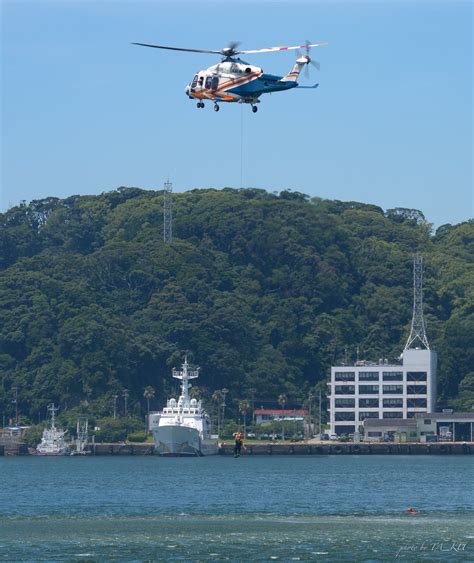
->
123, 389, 129, 417
248, 388, 256, 423
307, 393, 313, 440
112, 395, 118, 419
318, 389, 322, 436
12, 386, 18, 426
221, 388, 229, 435
163, 180, 173, 244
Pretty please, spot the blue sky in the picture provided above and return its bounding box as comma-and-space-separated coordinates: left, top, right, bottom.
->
1, 0, 472, 227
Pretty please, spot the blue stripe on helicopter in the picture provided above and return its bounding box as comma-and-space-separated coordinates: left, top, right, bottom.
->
230, 74, 297, 96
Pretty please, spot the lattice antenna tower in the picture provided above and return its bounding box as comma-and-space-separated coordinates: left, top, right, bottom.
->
163, 180, 173, 244
404, 253, 430, 350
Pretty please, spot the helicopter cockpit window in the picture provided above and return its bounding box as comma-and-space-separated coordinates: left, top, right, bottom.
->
205, 76, 212, 89
191, 75, 198, 88
211, 75, 219, 90
198, 76, 204, 87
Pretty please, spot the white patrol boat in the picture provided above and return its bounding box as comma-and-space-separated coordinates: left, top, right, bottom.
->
149, 357, 218, 456
36, 403, 69, 456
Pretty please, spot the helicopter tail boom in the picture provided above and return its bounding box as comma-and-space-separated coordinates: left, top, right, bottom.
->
280, 56, 308, 83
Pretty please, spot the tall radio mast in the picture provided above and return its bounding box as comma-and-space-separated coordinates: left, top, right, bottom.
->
404, 253, 430, 350
163, 180, 173, 244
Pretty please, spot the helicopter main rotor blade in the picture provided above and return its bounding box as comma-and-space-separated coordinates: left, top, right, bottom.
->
131, 42, 222, 55
240, 42, 328, 54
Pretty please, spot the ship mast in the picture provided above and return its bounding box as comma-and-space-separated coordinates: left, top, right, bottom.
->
172, 356, 199, 406
48, 403, 59, 429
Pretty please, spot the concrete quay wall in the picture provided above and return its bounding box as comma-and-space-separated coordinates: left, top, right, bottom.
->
1, 442, 472, 456
219, 442, 473, 456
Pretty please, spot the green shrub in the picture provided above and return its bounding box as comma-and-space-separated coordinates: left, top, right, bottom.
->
22, 425, 45, 449
127, 431, 147, 443
94, 417, 143, 442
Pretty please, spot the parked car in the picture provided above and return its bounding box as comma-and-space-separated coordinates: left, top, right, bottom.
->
329, 434, 338, 441
320, 433, 330, 441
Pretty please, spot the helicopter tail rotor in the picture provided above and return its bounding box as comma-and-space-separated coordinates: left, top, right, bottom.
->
300, 40, 321, 79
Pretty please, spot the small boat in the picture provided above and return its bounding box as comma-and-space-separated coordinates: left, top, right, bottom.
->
149, 357, 218, 456
36, 404, 69, 456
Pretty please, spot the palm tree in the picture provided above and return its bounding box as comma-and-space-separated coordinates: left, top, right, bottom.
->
278, 394, 287, 441
143, 386, 155, 433
190, 386, 202, 400
239, 400, 251, 438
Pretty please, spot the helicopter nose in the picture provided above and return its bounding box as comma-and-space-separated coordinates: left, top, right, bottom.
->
185, 84, 190, 97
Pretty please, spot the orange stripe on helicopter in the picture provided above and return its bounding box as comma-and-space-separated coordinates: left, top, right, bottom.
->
192, 91, 235, 102
190, 71, 262, 102
215, 71, 262, 93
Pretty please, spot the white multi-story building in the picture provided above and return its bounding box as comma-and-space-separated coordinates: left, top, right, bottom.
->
327, 348, 437, 436
327, 255, 437, 436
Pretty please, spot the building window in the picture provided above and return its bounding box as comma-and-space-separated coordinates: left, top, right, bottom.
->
407, 385, 427, 395
383, 385, 403, 394
358, 372, 379, 381
407, 398, 427, 408
383, 371, 403, 381
406, 412, 416, 418
335, 386, 355, 395
335, 412, 355, 421
383, 398, 403, 408
335, 372, 355, 381
368, 432, 382, 437
424, 419, 431, 425
383, 412, 403, 418
407, 371, 427, 382
359, 398, 379, 408
335, 399, 355, 408
359, 412, 379, 420
359, 385, 379, 394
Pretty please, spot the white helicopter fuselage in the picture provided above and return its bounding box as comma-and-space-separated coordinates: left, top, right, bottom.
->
185, 58, 312, 111
186, 60, 265, 103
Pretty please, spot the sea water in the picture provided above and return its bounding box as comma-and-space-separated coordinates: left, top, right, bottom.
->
1, 455, 473, 561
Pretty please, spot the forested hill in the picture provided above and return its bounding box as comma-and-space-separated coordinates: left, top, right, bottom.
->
1, 187, 473, 423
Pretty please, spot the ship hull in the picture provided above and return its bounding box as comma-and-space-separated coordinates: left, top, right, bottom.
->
152, 424, 218, 457
36, 448, 69, 456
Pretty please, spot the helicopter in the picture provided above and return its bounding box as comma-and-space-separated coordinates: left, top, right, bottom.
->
132, 40, 327, 112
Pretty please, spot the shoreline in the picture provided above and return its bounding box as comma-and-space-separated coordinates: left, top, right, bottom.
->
2, 441, 472, 456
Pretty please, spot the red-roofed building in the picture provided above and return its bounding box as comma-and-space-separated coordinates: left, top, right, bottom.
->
253, 409, 307, 425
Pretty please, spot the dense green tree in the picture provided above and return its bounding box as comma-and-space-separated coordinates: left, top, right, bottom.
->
0, 188, 472, 425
